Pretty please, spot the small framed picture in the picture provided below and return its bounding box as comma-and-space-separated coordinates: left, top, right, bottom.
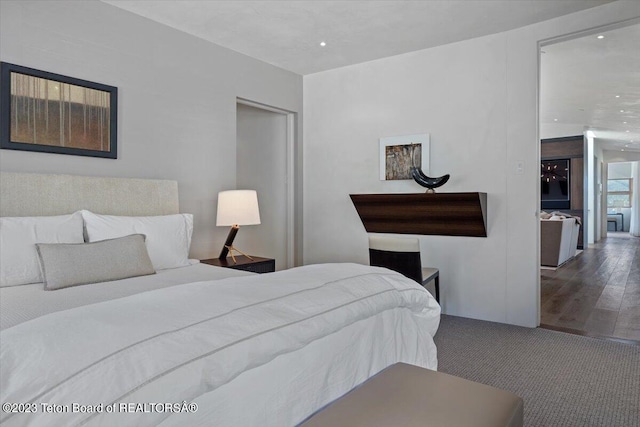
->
0, 62, 117, 159
379, 133, 430, 180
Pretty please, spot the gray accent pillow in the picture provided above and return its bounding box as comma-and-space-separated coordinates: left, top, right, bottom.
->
36, 234, 156, 290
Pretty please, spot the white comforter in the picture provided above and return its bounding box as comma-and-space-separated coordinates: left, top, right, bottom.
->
0, 263, 251, 330
0, 263, 440, 427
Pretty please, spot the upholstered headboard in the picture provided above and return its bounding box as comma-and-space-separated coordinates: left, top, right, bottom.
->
0, 172, 179, 217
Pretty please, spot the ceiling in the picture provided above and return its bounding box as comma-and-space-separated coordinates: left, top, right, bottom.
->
102, 0, 612, 75
540, 23, 640, 153
101, 0, 637, 153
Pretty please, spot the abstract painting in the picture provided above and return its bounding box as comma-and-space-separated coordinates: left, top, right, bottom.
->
0, 62, 117, 158
379, 133, 430, 180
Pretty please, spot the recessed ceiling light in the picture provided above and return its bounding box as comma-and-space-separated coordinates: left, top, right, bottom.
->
320, 41, 326, 47
623, 121, 628, 124
597, 35, 605, 39
621, 149, 625, 151
620, 110, 625, 113
554, 118, 558, 122
626, 130, 630, 133
615, 95, 620, 98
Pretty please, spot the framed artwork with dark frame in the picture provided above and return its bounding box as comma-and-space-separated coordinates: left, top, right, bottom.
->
0, 62, 117, 159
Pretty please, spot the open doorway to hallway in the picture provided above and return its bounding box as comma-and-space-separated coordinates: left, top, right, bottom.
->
538, 23, 640, 344
235, 100, 296, 270
607, 162, 634, 235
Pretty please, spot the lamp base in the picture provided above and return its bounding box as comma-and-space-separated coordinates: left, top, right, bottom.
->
223, 245, 254, 264
218, 225, 254, 264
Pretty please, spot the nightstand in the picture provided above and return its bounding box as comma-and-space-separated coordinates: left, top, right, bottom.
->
201, 256, 275, 274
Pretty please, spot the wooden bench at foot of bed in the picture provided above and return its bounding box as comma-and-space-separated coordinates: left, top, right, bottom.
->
300, 363, 523, 427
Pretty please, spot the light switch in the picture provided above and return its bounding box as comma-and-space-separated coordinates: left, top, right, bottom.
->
515, 160, 524, 175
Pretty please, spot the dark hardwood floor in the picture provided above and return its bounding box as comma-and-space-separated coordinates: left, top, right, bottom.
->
540, 232, 640, 344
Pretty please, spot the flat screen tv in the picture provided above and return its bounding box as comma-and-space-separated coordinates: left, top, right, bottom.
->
541, 159, 570, 210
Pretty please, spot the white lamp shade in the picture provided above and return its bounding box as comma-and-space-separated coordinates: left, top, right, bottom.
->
216, 190, 261, 226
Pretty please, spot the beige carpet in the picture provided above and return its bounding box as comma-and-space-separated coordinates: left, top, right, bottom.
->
434, 315, 640, 427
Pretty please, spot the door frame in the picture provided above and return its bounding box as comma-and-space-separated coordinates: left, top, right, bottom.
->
236, 97, 297, 269
536, 16, 640, 325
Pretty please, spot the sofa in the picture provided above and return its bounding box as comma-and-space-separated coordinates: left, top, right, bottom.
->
540, 217, 580, 267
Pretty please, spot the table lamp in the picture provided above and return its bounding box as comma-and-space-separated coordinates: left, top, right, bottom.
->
216, 190, 261, 263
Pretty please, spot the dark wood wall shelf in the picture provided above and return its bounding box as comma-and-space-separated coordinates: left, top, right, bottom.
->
350, 192, 488, 237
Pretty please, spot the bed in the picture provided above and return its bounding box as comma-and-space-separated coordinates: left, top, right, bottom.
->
0, 172, 440, 427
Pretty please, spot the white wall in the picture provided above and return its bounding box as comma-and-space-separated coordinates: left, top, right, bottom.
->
605, 150, 640, 162
236, 104, 288, 269
0, 0, 303, 260
587, 139, 605, 243
587, 135, 596, 244
602, 159, 609, 238
540, 123, 585, 139
303, 1, 640, 327
595, 143, 605, 242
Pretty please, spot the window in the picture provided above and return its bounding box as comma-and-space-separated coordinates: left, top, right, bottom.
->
607, 178, 633, 208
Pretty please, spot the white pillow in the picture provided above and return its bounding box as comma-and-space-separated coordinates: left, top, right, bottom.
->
81, 210, 193, 270
0, 212, 85, 287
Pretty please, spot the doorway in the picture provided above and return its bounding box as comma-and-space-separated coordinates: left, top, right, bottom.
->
235, 99, 296, 270
607, 161, 635, 236
538, 22, 640, 343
